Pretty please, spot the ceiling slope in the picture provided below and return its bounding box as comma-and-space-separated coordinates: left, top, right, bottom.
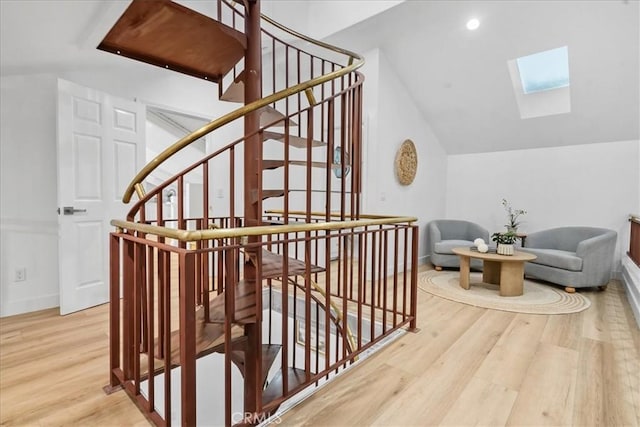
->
1, 0, 638, 154
326, 0, 640, 154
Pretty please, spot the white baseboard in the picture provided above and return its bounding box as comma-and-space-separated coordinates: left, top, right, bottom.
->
0, 293, 59, 318
621, 256, 640, 329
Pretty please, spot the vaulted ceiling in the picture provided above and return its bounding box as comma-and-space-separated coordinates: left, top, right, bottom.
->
325, 0, 640, 154
1, 0, 638, 155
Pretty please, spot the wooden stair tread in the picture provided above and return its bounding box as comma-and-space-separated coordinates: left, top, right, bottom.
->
249, 189, 287, 203
262, 159, 339, 170
152, 313, 245, 366
250, 249, 325, 279
220, 79, 244, 102
220, 71, 246, 102
98, 0, 246, 83
260, 106, 297, 127
230, 343, 282, 387
208, 280, 257, 325
221, 73, 296, 111
262, 367, 307, 404
252, 188, 353, 202
263, 131, 326, 148
260, 344, 283, 381
261, 160, 286, 170
221, 89, 298, 130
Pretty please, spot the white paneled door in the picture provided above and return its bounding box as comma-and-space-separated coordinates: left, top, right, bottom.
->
57, 79, 145, 314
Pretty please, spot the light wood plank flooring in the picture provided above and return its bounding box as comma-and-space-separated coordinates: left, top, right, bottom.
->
1, 267, 638, 426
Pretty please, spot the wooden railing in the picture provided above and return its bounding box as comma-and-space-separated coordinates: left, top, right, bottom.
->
125, 70, 364, 228
109, 216, 418, 426
107, 1, 419, 426
629, 214, 640, 267
123, 2, 363, 205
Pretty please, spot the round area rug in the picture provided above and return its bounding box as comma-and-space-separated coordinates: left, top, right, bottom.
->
418, 271, 591, 314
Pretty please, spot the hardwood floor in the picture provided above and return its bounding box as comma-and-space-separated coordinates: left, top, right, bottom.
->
1, 267, 638, 426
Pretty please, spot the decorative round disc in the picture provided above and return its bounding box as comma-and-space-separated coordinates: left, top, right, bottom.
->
395, 139, 417, 185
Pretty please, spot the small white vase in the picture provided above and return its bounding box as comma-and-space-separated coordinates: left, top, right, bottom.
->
497, 243, 514, 256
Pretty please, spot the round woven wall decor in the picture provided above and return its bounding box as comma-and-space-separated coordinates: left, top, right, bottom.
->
395, 139, 417, 185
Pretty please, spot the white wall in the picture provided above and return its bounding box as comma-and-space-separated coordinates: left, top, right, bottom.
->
361, 49, 448, 263
306, 1, 404, 40
62, 66, 225, 120
445, 140, 640, 275
261, 0, 404, 41
0, 66, 246, 317
6, 4, 633, 315
262, 1, 310, 34
1, 74, 59, 316
62, 66, 245, 154
145, 120, 204, 185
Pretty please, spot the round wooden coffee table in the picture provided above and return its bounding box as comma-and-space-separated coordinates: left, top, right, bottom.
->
451, 247, 537, 296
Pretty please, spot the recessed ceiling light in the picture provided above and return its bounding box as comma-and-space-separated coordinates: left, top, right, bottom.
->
466, 18, 480, 30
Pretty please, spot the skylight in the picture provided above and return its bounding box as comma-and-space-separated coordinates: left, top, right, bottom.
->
516, 46, 570, 94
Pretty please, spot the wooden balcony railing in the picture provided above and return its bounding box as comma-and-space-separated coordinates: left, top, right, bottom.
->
108, 216, 418, 426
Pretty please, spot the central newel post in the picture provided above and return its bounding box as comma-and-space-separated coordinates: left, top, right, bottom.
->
243, 0, 263, 420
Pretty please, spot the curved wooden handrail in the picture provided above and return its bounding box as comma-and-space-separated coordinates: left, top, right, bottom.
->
265, 209, 416, 221
126, 75, 364, 217
259, 13, 359, 63
122, 13, 364, 203
111, 215, 417, 242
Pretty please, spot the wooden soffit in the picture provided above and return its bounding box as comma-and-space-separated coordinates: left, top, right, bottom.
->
98, 0, 247, 83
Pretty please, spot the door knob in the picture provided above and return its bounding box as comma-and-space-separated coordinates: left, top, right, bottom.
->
60, 206, 87, 215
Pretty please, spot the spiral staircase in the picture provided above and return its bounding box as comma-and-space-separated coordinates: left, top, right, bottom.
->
103, 1, 419, 426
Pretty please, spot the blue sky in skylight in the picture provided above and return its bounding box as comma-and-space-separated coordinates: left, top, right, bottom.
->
516, 46, 569, 94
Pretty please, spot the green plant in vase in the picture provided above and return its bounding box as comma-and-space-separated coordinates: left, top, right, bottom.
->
492, 230, 518, 255
502, 198, 526, 232
492, 231, 518, 244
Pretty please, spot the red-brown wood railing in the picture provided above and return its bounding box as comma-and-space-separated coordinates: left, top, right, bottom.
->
629, 214, 640, 267
109, 215, 418, 426
107, 1, 419, 426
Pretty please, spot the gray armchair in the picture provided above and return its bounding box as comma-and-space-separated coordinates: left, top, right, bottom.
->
426, 220, 490, 270
520, 226, 617, 293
